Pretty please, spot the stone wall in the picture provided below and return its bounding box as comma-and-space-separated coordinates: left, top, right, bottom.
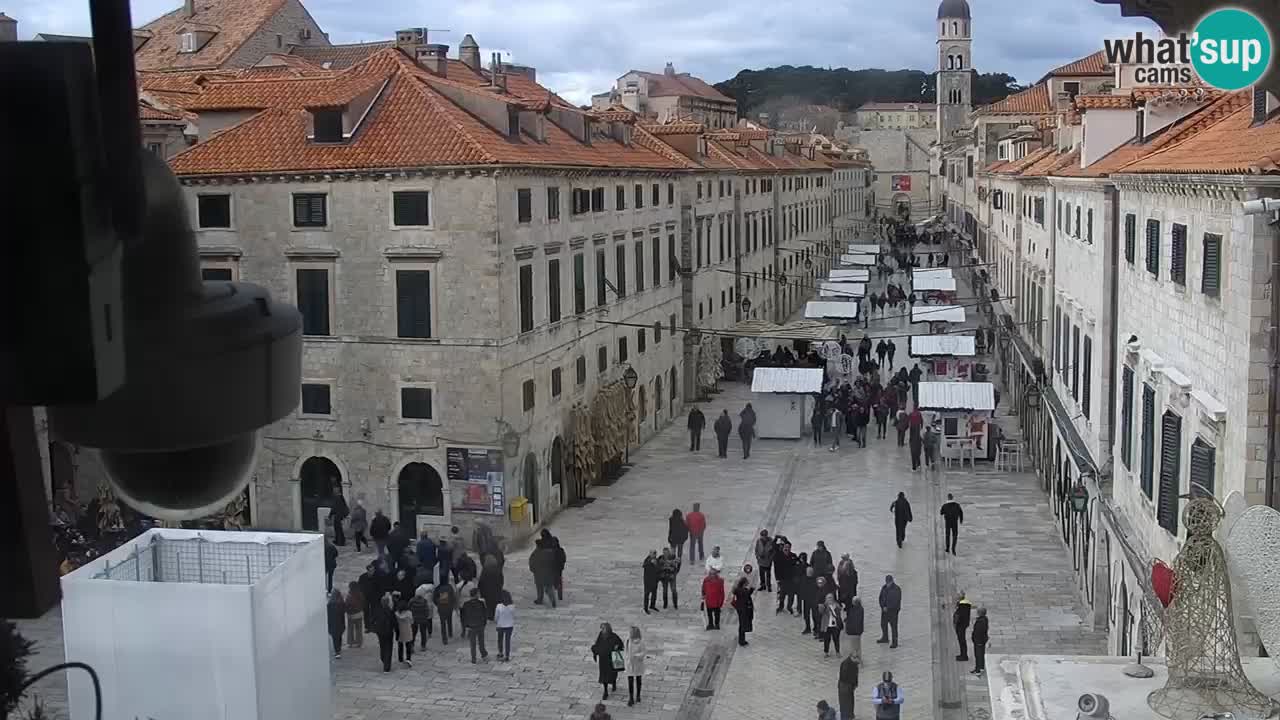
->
225, 0, 329, 69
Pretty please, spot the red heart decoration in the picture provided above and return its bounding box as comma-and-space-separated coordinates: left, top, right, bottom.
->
1152, 561, 1176, 608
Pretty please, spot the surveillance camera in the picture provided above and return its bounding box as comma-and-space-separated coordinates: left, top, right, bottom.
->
1077, 693, 1110, 718
48, 151, 302, 521
1243, 197, 1280, 215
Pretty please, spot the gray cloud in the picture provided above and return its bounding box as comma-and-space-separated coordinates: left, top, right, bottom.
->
9, 0, 1156, 104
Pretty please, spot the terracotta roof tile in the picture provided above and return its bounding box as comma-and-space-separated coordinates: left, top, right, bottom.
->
978, 84, 1051, 115
641, 122, 705, 135
241, 53, 333, 78
1018, 147, 1076, 177
139, 99, 185, 122
995, 145, 1055, 175
1044, 50, 1110, 79
1075, 93, 1134, 110
290, 42, 395, 70
629, 70, 734, 103
1131, 86, 1221, 103
133, 0, 290, 71
1118, 91, 1279, 174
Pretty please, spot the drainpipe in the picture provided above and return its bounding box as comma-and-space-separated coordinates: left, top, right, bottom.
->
1104, 184, 1121, 464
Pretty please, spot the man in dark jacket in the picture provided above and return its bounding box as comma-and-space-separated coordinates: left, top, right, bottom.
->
754, 530, 775, 592
890, 492, 913, 548
657, 547, 682, 609
529, 538, 558, 607
687, 407, 706, 452
369, 510, 392, 562
798, 567, 819, 634
415, 532, 438, 583
971, 608, 989, 675
436, 534, 454, 586
643, 550, 660, 613
940, 494, 964, 555
330, 490, 349, 546
774, 543, 797, 613
713, 411, 733, 458
386, 522, 411, 573
810, 541, 834, 578
552, 537, 567, 600
885, 339, 897, 369
877, 575, 902, 648
953, 593, 973, 661
460, 588, 489, 663
907, 364, 923, 404
432, 581, 457, 645
875, 339, 888, 367
324, 539, 338, 592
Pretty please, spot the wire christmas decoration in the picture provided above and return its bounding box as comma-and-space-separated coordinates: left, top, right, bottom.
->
1147, 496, 1280, 720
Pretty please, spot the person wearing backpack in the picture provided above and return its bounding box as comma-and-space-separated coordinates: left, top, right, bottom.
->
409, 584, 434, 649
432, 580, 457, 645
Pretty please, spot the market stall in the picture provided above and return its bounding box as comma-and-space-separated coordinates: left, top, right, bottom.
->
916, 382, 997, 462
911, 304, 965, 332
911, 268, 957, 303
749, 367, 823, 439
908, 334, 977, 380
828, 268, 871, 283
819, 281, 866, 299
840, 253, 877, 266
805, 301, 860, 321
846, 243, 881, 255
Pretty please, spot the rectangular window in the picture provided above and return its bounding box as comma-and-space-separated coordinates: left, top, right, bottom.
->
1121, 366, 1134, 469
521, 380, 535, 412
576, 356, 587, 385
395, 269, 433, 339
695, 223, 703, 267
573, 254, 586, 315
296, 268, 330, 336
668, 183, 675, 205
591, 187, 605, 212
1158, 411, 1183, 535
634, 242, 645, 292
1146, 219, 1161, 277
292, 193, 327, 227
393, 191, 430, 226
638, 328, 646, 354
1086, 208, 1094, 243
654, 321, 662, 343
572, 188, 590, 215
615, 244, 627, 297
517, 188, 532, 223
300, 383, 331, 415
1071, 325, 1080, 399
1124, 214, 1136, 263
618, 336, 628, 363
1202, 233, 1222, 297
697, 182, 703, 200
616, 185, 626, 210
202, 267, 233, 281
597, 346, 608, 374
518, 264, 534, 333
596, 250, 607, 306
669, 313, 676, 336
651, 237, 661, 288
547, 258, 561, 323
1190, 438, 1216, 498
635, 183, 644, 209
547, 186, 561, 221
718, 222, 725, 261
551, 368, 562, 398
401, 387, 434, 420
668, 235, 677, 282
1170, 223, 1187, 285
197, 194, 232, 228
1082, 335, 1092, 419
1074, 205, 1081, 238
652, 183, 660, 207
1140, 383, 1156, 499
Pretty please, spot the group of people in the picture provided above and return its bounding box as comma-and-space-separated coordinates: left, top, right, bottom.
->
686, 404, 757, 459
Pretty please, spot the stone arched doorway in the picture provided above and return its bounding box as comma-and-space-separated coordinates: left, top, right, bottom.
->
299, 456, 341, 531
522, 453, 539, 525
550, 438, 565, 507
397, 462, 445, 534
892, 193, 911, 220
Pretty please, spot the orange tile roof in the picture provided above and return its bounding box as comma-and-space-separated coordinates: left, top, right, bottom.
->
1075, 93, 1133, 110
139, 69, 241, 94
983, 158, 1011, 173
1017, 147, 1077, 177
290, 42, 395, 70
1044, 50, 1110, 79
995, 145, 1055, 175
641, 122, 704, 135
241, 53, 333, 78
1118, 92, 1279, 174
139, 99, 185, 122
133, 0, 291, 71
978, 84, 1051, 115
629, 70, 735, 103
1131, 86, 1221, 103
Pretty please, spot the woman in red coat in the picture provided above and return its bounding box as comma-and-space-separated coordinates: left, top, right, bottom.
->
701, 568, 726, 630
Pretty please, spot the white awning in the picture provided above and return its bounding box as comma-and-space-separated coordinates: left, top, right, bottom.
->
805, 301, 860, 319
917, 381, 995, 411
729, 319, 841, 341
819, 281, 865, 298
911, 305, 966, 323
910, 335, 977, 357
912, 273, 957, 291
846, 244, 881, 254
828, 269, 870, 282
840, 254, 877, 266
913, 268, 953, 281
751, 367, 824, 394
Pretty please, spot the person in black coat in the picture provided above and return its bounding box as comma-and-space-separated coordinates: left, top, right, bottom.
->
886, 339, 897, 369
667, 509, 689, 558
810, 541, 834, 578
687, 407, 705, 451
798, 567, 819, 634
591, 623, 625, 700
971, 608, 990, 675
846, 596, 865, 660
330, 491, 349, 546
732, 577, 754, 647
552, 537, 567, 600
386, 522, 411, 573
890, 492, 913, 549
369, 511, 392, 562
478, 556, 504, 620
529, 539, 558, 607
642, 550, 660, 613
327, 589, 346, 657
371, 595, 396, 672
324, 539, 338, 593
774, 541, 796, 613
713, 411, 733, 458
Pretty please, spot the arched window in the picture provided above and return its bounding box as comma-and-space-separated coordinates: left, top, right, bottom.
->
941, 21, 946, 36
947, 55, 954, 70
953, 21, 959, 35
956, 54, 963, 69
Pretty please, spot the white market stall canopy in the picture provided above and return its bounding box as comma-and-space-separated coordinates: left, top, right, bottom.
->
910, 335, 977, 357
805, 301, 860, 320
751, 367, 824, 394
912, 268, 957, 292
917, 381, 995, 411
847, 244, 881, 254
819, 281, 866, 298
828, 269, 870, 282
730, 318, 841, 341
912, 305, 966, 324
840, 253, 877, 266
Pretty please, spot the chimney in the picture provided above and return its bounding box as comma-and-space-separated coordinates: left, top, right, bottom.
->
664, 62, 676, 77
395, 27, 426, 52
488, 52, 507, 93
184, 0, 194, 17
0, 13, 15, 42
459, 33, 481, 71
415, 43, 449, 76
505, 63, 536, 83
1253, 86, 1271, 125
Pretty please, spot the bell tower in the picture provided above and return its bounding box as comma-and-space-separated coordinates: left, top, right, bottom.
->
936, 0, 973, 146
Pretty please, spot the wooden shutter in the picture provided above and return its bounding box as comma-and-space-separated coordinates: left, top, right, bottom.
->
395, 270, 432, 339
1071, 325, 1080, 399
1124, 214, 1136, 263
547, 259, 561, 323
1190, 438, 1216, 498
1082, 335, 1092, 419
1120, 366, 1133, 469
1140, 384, 1155, 498
293, 193, 326, 227
1087, 208, 1094, 243
1170, 223, 1187, 285
1145, 219, 1160, 277
1202, 233, 1222, 297
1158, 411, 1182, 535
518, 264, 534, 332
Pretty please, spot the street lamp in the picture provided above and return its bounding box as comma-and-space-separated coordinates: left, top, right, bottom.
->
740, 296, 752, 314
1025, 382, 1042, 409
622, 364, 638, 464
777, 273, 788, 287
804, 257, 813, 270
622, 364, 639, 390
1070, 478, 1091, 513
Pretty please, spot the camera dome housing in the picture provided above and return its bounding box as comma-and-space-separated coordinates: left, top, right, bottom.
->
48, 151, 302, 520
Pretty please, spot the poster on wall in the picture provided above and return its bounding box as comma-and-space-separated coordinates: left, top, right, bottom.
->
446, 447, 506, 516
891, 175, 912, 192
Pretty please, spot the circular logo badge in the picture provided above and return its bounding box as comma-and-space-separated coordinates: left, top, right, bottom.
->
1191, 8, 1272, 91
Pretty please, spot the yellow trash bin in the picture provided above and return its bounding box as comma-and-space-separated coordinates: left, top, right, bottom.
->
509, 497, 528, 523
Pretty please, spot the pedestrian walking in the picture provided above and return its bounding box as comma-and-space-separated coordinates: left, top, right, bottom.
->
838, 653, 860, 720
529, 538, 558, 607
846, 596, 864, 660
701, 568, 725, 630
324, 538, 338, 592
642, 550, 660, 613
667, 509, 689, 559
349, 500, 368, 552
819, 593, 844, 656
829, 406, 844, 451
890, 492, 913, 548
453, 550, 477, 590
872, 671, 905, 719
552, 536, 567, 600
732, 576, 754, 646
908, 364, 922, 405
886, 339, 897, 369
953, 592, 972, 661
687, 407, 705, 451
330, 489, 349, 547
494, 594, 515, 661
739, 404, 757, 459
971, 608, 989, 675
369, 510, 391, 562
410, 584, 434, 648
414, 531, 438, 584
344, 581, 364, 648
432, 579, 457, 645
372, 595, 395, 673
705, 545, 724, 574
811, 540, 834, 577
713, 410, 733, 458
754, 530, 775, 591
877, 575, 902, 648
908, 426, 923, 471
874, 401, 889, 439
774, 541, 797, 613
436, 534, 454, 588
941, 493, 964, 555
657, 546, 682, 609
461, 587, 489, 663
393, 592, 414, 667
894, 410, 908, 447
811, 405, 825, 447
625, 626, 646, 706
817, 699, 838, 720
923, 422, 940, 471
875, 339, 887, 367
327, 588, 345, 658
478, 555, 504, 619
591, 622, 625, 700
685, 503, 707, 562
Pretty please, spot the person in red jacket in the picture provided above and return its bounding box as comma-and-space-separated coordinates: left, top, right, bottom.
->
701, 568, 726, 630
685, 503, 707, 563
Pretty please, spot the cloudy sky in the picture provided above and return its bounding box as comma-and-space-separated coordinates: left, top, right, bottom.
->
10, 0, 1155, 105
